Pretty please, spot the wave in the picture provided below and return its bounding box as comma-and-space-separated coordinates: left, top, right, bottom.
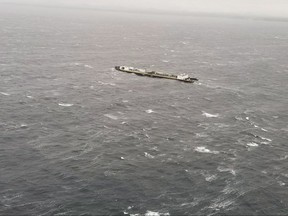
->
0, 92, 10, 96
195, 146, 219, 154
145, 211, 170, 216
145, 109, 155, 114
84, 64, 93, 69
247, 142, 259, 147
217, 166, 236, 176
202, 111, 219, 118
200, 171, 218, 182
144, 152, 155, 159
104, 114, 118, 120
58, 103, 74, 107
127, 210, 169, 216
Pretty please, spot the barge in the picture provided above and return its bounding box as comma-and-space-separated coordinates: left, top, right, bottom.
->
115, 66, 198, 83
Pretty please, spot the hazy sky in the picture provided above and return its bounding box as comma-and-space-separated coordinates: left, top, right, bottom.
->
1, 0, 288, 18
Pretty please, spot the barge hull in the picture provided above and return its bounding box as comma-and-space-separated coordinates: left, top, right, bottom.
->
115, 66, 198, 83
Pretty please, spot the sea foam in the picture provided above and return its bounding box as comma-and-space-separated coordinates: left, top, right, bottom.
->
195, 146, 219, 154
202, 111, 219, 118
145, 109, 154, 114
145, 211, 170, 216
0, 92, 10, 96
247, 142, 259, 147
84, 64, 93, 69
144, 152, 155, 159
217, 166, 236, 176
58, 103, 74, 107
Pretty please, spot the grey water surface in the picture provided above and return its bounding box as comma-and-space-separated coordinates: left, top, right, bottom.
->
0, 4, 288, 215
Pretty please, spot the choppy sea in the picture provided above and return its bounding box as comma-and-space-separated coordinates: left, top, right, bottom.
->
0, 4, 288, 215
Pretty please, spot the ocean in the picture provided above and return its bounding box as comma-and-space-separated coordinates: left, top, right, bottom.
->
0, 4, 288, 215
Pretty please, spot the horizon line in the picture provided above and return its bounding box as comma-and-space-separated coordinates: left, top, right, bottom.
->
1, 1, 288, 22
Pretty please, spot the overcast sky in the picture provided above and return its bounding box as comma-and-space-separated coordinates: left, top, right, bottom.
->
1, 0, 288, 18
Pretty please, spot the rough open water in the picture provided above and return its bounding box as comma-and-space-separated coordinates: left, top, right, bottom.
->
1, 4, 288, 215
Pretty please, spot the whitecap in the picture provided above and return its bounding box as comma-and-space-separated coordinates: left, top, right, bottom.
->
230, 169, 236, 176
0, 92, 10, 96
205, 174, 217, 182
144, 152, 155, 159
58, 103, 74, 107
279, 155, 288, 160
145, 109, 154, 114
104, 114, 118, 120
145, 211, 169, 216
247, 142, 259, 147
84, 64, 93, 69
195, 146, 219, 154
122, 100, 129, 103
20, 124, 28, 128
202, 111, 219, 118
217, 166, 236, 176
261, 128, 268, 132
235, 116, 243, 121
260, 136, 272, 142
26, 95, 33, 99
200, 171, 218, 182
145, 211, 160, 216
261, 170, 268, 174
162, 60, 170, 63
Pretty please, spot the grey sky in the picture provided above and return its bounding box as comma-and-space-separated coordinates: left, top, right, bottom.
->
1, 0, 288, 18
